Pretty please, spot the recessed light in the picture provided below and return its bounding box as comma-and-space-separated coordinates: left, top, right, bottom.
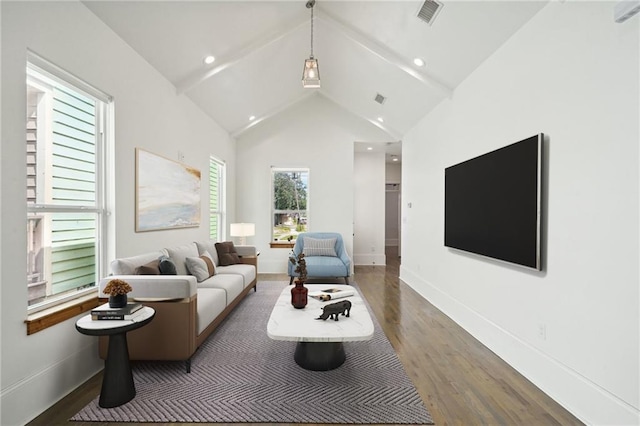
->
413, 57, 425, 67
377, 117, 384, 123
367, 147, 373, 151
204, 55, 215, 65
249, 115, 256, 121
393, 157, 399, 162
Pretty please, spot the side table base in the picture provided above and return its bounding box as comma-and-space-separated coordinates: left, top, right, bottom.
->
294, 341, 346, 371
100, 332, 135, 408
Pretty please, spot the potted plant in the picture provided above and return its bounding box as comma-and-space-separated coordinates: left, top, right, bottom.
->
289, 252, 308, 309
102, 278, 133, 308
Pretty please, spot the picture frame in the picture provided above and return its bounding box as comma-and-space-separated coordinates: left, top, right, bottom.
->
135, 148, 201, 232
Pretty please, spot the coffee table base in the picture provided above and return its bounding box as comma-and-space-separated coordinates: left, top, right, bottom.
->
294, 341, 346, 371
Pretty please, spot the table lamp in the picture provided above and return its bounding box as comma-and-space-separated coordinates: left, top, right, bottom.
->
229, 223, 255, 245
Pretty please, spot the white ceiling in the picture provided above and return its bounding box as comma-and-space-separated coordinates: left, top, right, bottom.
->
84, 0, 547, 161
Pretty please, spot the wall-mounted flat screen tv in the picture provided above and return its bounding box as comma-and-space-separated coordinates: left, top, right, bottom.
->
444, 134, 543, 270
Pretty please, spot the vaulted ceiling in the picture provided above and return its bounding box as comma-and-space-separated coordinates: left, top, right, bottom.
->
84, 1, 546, 143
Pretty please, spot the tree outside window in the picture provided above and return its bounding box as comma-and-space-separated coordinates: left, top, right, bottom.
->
272, 169, 309, 242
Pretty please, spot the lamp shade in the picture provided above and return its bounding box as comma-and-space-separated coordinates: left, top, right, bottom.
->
302, 58, 320, 88
230, 223, 255, 237
230, 223, 255, 245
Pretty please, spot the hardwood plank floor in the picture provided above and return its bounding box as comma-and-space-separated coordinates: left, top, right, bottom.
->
28, 247, 583, 426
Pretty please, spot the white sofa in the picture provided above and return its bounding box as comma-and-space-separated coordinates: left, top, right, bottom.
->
98, 240, 258, 372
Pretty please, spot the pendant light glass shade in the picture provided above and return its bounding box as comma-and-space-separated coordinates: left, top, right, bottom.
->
302, 0, 320, 88
302, 57, 320, 88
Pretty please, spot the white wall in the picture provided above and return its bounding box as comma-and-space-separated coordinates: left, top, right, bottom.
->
235, 94, 390, 273
0, 2, 235, 425
354, 151, 386, 265
401, 2, 639, 425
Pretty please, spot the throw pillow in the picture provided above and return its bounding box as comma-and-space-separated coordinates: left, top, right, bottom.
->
215, 241, 241, 266
135, 259, 160, 275
303, 237, 337, 257
185, 251, 216, 282
158, 255, 177, 275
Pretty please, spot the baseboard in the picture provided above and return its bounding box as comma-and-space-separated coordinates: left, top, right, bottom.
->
353, 253, 386, 266
399, 265, 640, 426
1, 341, 102, 425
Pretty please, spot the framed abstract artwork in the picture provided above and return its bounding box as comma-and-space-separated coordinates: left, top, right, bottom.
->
135, 148, 201, 232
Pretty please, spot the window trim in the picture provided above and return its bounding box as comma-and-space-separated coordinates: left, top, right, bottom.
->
25, 53, 113, 326
209, 156, 226, 241
271, 167, 310, 242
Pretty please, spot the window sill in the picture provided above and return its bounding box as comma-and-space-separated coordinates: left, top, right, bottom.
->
270, 242, 295, 249
25, 294, 100, 335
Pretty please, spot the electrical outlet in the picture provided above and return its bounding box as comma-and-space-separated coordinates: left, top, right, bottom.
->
537, 323, 547, 340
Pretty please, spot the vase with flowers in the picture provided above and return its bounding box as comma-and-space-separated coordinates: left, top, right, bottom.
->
102, 278, 133, 308
289, 251, 308, 309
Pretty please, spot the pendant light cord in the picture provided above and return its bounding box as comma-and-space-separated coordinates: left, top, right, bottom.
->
310, 4, 314, 58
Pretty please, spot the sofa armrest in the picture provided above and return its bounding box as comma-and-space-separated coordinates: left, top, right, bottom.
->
99, 275, 197, 300
235, 245, 257, 257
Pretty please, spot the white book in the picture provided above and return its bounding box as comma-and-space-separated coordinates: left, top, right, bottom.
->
308, 287, 355, 301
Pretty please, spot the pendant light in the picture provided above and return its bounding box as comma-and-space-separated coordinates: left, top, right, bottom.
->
302, 0, 320, 88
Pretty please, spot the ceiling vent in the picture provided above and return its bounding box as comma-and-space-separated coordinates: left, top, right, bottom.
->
374, 93, 387, 104
417, 0, 443, 25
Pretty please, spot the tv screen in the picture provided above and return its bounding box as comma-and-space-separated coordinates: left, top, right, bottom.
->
444, 134, 543, 270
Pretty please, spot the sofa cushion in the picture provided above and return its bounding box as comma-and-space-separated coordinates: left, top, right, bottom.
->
195, 241, 220, 266
215, 241, 241, 266
303, 237, 337, 257
158, 256, 177, 275
166, 243, 199, 275
196, 288, 226, 336
198, 273, 244, 304
136, 259, 160, 275
216, 264, 256, 288
185, 252, 216, 282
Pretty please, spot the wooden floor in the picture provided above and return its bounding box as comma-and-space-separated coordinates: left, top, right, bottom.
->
29, 247, 583, 426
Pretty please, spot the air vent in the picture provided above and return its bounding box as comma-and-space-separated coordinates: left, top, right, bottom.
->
374, 93, 386, 104
417, 0, 443, 25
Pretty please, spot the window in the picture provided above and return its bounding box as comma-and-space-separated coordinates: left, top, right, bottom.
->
271, 168, 309, 242
26, 56, 111, 312
209, 156, 226, 241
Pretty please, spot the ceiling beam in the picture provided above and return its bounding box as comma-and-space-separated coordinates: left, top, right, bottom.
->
316, 8, 453, 99
176, 13, 309, 95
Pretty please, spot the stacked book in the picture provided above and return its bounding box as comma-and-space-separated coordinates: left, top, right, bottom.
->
309, 287, 355, 302
91, 302, 143, 320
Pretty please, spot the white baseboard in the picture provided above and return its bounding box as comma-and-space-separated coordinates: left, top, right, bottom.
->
1, 341, 102, 426
353, 253, 386, 266
399, 265, 640, 426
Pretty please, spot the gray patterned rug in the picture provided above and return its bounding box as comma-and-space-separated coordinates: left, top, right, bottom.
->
71, 282, 433, 424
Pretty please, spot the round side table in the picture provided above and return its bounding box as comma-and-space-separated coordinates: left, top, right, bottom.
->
76, 307, 155, 408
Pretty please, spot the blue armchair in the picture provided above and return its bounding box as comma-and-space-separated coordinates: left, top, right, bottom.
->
288, 232, 351, 285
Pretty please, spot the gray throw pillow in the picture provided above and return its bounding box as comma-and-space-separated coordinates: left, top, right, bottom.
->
158, 255, 177, 275
303, 237, 337, 257
185, 251, 216, 282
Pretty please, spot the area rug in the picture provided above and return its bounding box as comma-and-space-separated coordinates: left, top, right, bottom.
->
71, 281, 434, 424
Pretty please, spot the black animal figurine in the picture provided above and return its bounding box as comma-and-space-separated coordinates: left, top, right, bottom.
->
316, 300, 352, 321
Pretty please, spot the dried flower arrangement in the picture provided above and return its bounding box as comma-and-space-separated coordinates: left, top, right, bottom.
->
102, 278, 132, 295
289, 252, 308, 283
